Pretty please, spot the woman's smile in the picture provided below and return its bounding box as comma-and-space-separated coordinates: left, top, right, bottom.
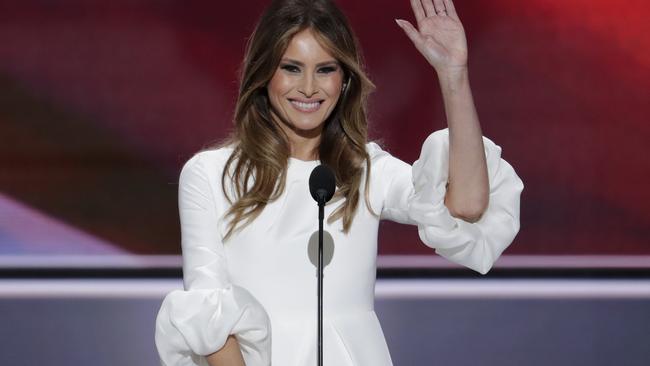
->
288, 98, 324, 113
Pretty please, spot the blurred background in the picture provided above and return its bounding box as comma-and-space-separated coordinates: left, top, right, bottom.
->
0, 0, 649, 365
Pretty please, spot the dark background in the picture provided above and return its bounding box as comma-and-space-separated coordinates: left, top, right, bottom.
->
1, 0, 648, 255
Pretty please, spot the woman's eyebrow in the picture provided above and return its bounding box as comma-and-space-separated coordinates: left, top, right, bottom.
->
281, 58, 339, 67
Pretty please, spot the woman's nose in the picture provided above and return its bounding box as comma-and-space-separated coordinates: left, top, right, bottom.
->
298, 74, 318, 97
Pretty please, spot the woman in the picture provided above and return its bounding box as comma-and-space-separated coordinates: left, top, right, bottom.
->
155, 0, 523, 365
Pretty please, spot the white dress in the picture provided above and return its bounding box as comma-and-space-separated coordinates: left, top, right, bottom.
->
155, 128, 524, 366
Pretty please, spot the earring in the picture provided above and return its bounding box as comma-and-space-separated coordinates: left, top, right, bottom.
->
342, 75, 352, 92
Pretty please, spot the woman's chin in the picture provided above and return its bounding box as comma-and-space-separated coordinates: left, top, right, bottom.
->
272, 109, 330, 139
288, 122, 324, 138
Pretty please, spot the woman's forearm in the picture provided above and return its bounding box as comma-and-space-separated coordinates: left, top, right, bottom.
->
206, 335, 245, 366
438, 67, 489, 222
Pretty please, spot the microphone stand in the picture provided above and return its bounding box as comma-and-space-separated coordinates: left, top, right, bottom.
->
317, 193, 325, 366
309, 164, 334, 366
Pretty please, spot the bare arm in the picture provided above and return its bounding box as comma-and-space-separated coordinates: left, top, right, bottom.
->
397, 0, 489, 222
440, 68, 488, 222
206, 335, 245, 366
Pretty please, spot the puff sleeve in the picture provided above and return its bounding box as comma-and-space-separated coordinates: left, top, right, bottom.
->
154, 153, 272, 366
377, 128, 523, 275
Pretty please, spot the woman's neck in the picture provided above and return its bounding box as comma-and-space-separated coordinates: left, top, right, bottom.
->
272, 114, 322, 161
290, 143, 319, 161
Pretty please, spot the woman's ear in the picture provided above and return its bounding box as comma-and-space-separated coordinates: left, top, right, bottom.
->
342, 76, 352, 92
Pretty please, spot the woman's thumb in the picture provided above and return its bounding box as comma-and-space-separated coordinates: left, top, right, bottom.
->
395, 19, 423, 46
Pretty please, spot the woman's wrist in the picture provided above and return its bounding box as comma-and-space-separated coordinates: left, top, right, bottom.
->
437, 65, 470, 94
206, 335, 245, 366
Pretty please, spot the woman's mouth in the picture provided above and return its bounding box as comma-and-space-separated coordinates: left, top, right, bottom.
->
289, 99, 322, 113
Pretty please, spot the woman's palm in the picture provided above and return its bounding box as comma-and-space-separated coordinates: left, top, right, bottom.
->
418, 15, 467, 69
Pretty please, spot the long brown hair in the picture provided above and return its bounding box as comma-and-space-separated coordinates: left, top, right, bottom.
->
219, 0, 376, 240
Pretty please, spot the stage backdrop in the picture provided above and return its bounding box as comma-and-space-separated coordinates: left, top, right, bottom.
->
0, 0, 648, 255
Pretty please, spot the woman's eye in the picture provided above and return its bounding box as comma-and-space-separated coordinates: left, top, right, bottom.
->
281, 65, 300, 73
318, 66, 338, 74
280, 64, 338, 74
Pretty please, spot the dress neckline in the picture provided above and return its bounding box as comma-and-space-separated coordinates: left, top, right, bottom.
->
288, 157, 320, 170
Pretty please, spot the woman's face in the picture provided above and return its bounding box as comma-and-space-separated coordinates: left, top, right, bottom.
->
267, 28, 344, 142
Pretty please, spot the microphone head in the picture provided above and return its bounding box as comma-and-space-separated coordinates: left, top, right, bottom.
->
309, 164, 336, 203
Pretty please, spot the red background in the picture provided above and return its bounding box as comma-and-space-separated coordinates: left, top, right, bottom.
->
1, 0, 648, 255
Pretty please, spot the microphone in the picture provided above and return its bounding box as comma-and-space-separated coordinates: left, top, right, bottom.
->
308, 164, 335, 366
309, 165, 335, 205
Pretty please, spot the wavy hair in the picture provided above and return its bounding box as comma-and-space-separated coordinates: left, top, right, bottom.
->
217, 0, 377, 240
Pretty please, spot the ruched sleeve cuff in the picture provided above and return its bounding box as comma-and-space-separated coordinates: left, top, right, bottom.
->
155, 285, 272, 366
408, 128, 524, 274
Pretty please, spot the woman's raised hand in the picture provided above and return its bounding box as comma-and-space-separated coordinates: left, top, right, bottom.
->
396, 0, 468, 74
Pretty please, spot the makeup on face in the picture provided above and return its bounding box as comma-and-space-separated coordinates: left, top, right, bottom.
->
267, 29, 344, 140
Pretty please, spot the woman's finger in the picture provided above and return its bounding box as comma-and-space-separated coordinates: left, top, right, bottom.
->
409, 0, 426, 23
396, 19, 424, 48
443, 0, 460, 20
421, 0, 437, 18
432, 0, 447, 16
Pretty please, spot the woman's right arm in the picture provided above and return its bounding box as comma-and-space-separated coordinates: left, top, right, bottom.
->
155, 152, 272, 366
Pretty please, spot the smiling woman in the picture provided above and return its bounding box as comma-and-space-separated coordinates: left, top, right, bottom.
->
267, 28, 345, 160
154, 0, 523, 365
215, 0, 377, 241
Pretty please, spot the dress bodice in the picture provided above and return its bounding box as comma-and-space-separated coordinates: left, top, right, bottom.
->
154, 128, 524, 366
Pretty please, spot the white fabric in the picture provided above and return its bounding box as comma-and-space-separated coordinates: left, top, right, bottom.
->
155, 127, 524, 365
